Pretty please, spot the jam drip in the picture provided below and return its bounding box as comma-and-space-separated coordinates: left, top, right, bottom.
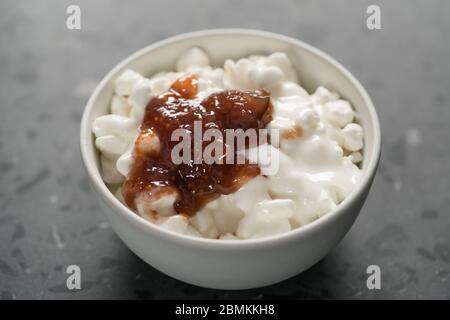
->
123, 75, 272, 216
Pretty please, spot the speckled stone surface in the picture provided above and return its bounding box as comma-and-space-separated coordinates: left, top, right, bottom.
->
0, 0, 449, 299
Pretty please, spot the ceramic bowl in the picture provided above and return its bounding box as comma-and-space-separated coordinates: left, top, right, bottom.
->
80, 29, 381, 289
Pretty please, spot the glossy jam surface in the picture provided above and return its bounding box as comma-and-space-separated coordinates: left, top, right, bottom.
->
122, 75, 272, 216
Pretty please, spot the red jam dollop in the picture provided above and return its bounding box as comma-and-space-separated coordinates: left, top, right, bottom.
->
122, 75, 272, 216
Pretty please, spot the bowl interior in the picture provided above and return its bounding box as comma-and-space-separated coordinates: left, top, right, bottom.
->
81, 29, 380, 242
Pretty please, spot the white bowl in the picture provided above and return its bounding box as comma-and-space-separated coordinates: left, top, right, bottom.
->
80, 29, 381, 290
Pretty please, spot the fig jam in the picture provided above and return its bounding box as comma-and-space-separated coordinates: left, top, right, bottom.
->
122, 75, 273, 216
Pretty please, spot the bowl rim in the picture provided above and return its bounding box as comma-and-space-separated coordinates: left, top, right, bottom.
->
80, 28, 381, 250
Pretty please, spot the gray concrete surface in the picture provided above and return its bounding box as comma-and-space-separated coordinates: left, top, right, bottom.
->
0, 0, 449, 299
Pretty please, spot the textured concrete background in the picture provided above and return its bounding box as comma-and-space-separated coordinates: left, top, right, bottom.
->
0, 0, 449, 299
